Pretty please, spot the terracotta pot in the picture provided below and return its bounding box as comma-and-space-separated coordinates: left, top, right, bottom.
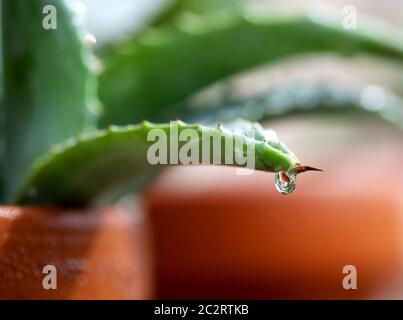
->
145, 117, 403, 299
0, 206, 152, 299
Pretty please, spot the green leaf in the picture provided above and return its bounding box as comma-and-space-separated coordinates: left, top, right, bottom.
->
98, 9, 403, 126
16, 120, 303, 206
1, 0, 97, 201
174, 82, 403, 129
151, 0, 244, 27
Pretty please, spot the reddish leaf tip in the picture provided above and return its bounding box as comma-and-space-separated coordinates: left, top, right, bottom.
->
295, 163, 323, 173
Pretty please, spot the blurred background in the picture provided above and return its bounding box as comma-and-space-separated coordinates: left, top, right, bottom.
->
67, 0, 403, 298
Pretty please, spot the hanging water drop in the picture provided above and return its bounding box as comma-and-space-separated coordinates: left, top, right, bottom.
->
275, 171, 296, 195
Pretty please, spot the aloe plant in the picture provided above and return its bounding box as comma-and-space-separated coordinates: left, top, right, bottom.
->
1, 1, 402, 206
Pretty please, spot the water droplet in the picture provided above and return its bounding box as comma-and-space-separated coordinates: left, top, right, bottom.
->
275, 171, 296, 195
85, 34, 97, 46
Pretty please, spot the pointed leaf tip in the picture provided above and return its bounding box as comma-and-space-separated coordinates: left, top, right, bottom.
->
295, 164, 323, 174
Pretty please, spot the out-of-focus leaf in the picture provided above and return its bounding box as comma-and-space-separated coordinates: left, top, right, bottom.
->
173, 82, 403, 130
152, 0, 244, 27
98, 9, 403, 127
1, 0, 97, 201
